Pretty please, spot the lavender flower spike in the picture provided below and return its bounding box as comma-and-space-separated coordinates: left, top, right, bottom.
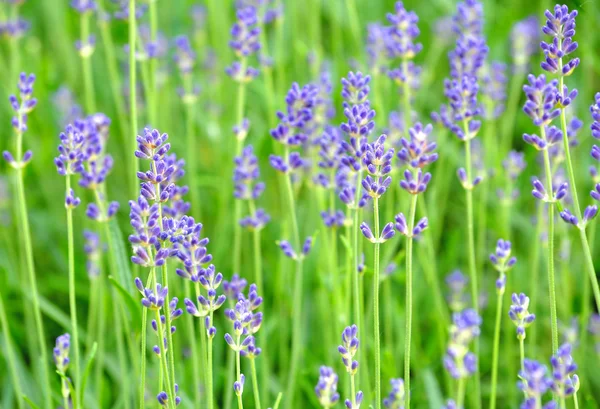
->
315, 366, 340, 408
509, 293, 536, 340
383, 378, 405, 409
550, 343, 579, 398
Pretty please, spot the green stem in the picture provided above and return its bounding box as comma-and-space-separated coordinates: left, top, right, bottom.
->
208, 310, 214, 409
463, 121, 481, 409
139, 267, 155, 409
250, 358, 262, 409
66, 175, 81, 407
129, 0, 139, 189
529, 202, 543, 352
519, 337, 525, 372
14, 119, 52, 409
404, 194, 418, 409
155, 309, 173, 409
352, 170, 366, 399
578, 229, 600, 315
184, 282, 201, 406
249, 200, 264, 295
0, 291, 24, 409
574, 390, 580, 409
456, 377, 466, 409
236, 334, 244, 409
233, 58, 248, 277
80, 12, 96, 113
148, 0, 158, 125
541, 135, 558, 353
284, 146, 304, 409
490, 288, 505, 409
195, 282, 208, 403
373, 196, 382, 409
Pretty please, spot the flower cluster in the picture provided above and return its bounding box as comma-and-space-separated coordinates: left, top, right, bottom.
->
337, 325, 363, 408
315, 366, 340, 408
489, 238, 516, 293
498, 151, 526, 203
550, 343, 579, 398
269, 83, 318, 174
511, 16, 539, 73
508, 292, 536, 340
224, 284, 263, 357
432, 0, 488, 144
3, 73, 37, 169
540, 5, 579, 77
481, 61, 507, 119
385, 2, 423, 95
226, 6, 261, 82
518, 360, 553, 408
446, 270, 469, 313
83, 229, 102, 278
443, 308, 481, 379
234, 145, 270, 230
383, 378, 405, 409
53, 115, 119, 220
53, 333, 72, 400
277, 237, 313, 260
184, 265, 227, 322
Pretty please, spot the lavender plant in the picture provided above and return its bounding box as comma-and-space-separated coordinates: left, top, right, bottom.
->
509, 292, 536, 369
2, 73, 52, 409
488, 239, 517, 409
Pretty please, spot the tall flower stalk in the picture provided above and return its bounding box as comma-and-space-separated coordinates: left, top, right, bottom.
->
129, 0, 139, 190
395, 122, 437, 409
54, 124, 87, 408
488, 239, 517, 409
226, 4, 261, 277
522, 73, 568, 353
338, 71, 373, 400
509, 292, 536, 371
338, 325, 363, 409
359, 135, 396, 409
72, 0, 97, 113
269, 82, 317, 407
433, 2, 488, 405
541, 5, 600, 316
2, 73, 51, 409
443, 309, 482, 409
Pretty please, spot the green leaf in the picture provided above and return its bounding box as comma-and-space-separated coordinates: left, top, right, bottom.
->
108, 219, 133, 293
80, 342, 98, 404
108, 275, 142, 325
423, 368, 445, 409
22, 396, 41, 409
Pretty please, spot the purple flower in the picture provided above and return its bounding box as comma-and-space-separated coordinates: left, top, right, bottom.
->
503, 151, 526, 180
394, 212, 427, 238
83, 229, 101, 278
65, 188, 81, 209
53, 333, 71, 374
341, 71, 371, 105
366, 23, 390, 75
446, 270, 469, 313
71, 0, 96, 13
315, 366, 340, 408
523, 74, 560, 129
540, 5, 579, 77
482, 61, 507, 119
386, 2, 422, 59
519, 359, 553, 399
174, 35, 196, 75
240, 208, 270, 230
444, 308, 481, 379
397, 122, 438, 169
234, 145, 265, 200
511, 16, 540, 73
338, 325, 359, 375
509, 292, 536, 340
383, 378, 405, 409
134, 279, 168, 310
223, 274, 248, 301
226, 6, 261, 82
399, 168, 431, 194
550, 343, 579, 398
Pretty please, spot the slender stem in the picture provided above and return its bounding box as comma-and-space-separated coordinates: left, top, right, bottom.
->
350, 373, 356, 407
184, 282, 201, 405
236, 335, 244, 409
14, 116, 52, 409
574, 390, 580, 409
155, 309, 173, 409
148, 0, 158, 125
578, 229, 600, 314
248, 200, 264, 295
66, 175, 81, 407
80, 12, 96, 113
463, 121, 481, 409
233, 58, 248, 276
139, 267, 155, 409
560, 398, 566, 409
0, 291, 24, 409
129, 0, 139, 185
352, 170, 365, 398
541, 135, 558, 353
519, 337, 525, 372
208, 310, 214, 409
194, 282, 208, 401
490, 288, 505, 409
404, 194, 417, 409
456, 377, 466, 409
284, 146, 304, 409
529, 202, 543, 351
250, 358, 262, 409
373, 196, 382, 409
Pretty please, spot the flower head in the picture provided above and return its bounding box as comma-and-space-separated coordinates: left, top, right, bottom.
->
338, 325, 359, 375
315, 366, 340, 408
540, 5, 579, 77
509, 292, 536, 340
